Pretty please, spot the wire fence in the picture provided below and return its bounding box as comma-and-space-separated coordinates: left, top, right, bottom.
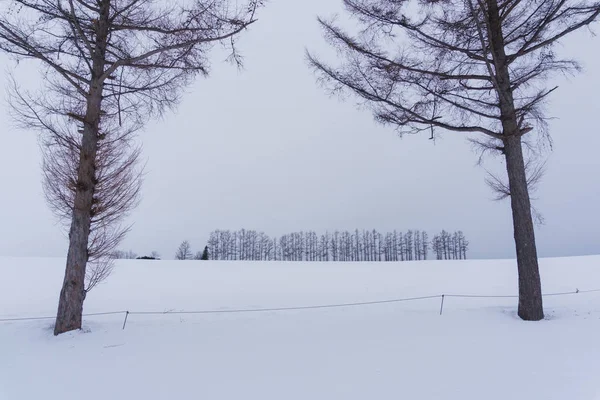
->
2, 288, 599, 329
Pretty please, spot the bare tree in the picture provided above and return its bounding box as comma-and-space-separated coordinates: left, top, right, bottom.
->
458, 231, 470, 260
307, 0, 600, 320
414, 230, 421, 260
421, 231, 429, 260
36, 123, 141, 296
150, 251, 161, 260
17, 82, 143, 295
110, 250, 125, 259
398, 231, 405, 261
125, 250, 138, 260
176, 240, 193, 260
432, 235, 442, 260
0, 0, 260, 334
405, 230, 414, 261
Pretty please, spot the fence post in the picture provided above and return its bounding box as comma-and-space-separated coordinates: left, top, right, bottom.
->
122, 311, 129, 330
439, 294, 445, 315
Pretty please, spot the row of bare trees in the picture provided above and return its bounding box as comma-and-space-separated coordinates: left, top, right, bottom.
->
204, 229, 468, 262
431, 231, 469, 261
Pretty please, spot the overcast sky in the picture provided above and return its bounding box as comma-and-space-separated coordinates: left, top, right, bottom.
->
0, 0, 599, 260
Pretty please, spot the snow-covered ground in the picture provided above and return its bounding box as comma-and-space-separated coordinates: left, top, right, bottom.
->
1, 256, 600, 400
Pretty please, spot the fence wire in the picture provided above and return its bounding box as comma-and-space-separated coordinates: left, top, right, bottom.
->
1, 288, 599, 324
129, 295, 442, 316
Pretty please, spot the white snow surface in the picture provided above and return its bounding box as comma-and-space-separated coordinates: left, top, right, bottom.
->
1, 256, 600, 400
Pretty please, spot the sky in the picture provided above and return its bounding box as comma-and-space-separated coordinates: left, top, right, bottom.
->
0, 0, 599, 260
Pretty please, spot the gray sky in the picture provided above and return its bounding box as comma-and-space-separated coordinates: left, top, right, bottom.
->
0, 0, 599, 260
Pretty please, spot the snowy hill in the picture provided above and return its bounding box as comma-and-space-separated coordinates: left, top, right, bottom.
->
1, 256, 600, 400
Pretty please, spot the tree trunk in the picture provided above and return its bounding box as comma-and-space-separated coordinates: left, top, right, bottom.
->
504, 135, 544, 320
53, 129, 99, 335
486, 0, 544, 321
54, 0, 109, 335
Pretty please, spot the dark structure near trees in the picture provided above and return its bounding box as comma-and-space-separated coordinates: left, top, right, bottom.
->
307, 0, 600, 321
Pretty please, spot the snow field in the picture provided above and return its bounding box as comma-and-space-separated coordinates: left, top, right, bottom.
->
1, 256, 600, 400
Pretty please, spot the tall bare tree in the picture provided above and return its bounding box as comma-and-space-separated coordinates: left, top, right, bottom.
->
175, 240, 193, 260
307, 0, 600, 320
15, 82, 144, 295
0, 0, 260, 334
421, 231, 429, 260
150, 251, 161, 260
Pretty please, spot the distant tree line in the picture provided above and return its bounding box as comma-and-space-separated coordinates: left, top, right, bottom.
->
110, 250, 139, 260
111, 250, 161, 260
200, 229, 468, 261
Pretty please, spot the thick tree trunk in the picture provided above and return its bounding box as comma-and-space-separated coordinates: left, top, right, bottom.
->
53, 129, 99, 335
54, 0, 110, 335
504, 136, 544, 320
486, 0, 544, 320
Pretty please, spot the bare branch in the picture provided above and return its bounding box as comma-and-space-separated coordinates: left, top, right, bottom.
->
85, 257, 114, 293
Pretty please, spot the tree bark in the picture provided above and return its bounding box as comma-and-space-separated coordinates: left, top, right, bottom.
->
486, 0, 544, 321
504, 135, 544, 320
53, 127, 99, 335
54, 0, 110, 335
